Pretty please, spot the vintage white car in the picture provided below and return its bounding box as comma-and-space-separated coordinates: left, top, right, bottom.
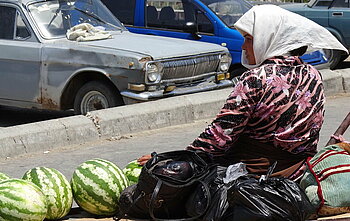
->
0, 0, 232, 114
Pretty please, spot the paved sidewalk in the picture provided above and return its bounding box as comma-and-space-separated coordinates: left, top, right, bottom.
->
0, 68, 349, 159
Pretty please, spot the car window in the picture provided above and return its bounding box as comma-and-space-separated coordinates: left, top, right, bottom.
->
331, 0, 349, 7
146, 0, 186, 29
146, 0, 214, 34
101, 0, 136, 25
202, 0, 251, 27
15, 12, 31, 39
0, 6, 30, 40
196, 10, 214, 33
314, 0, 333, 7
28, 0, 124, 39
0, 6, 16, 39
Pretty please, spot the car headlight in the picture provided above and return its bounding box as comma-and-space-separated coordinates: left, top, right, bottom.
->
219, 54, 231, 72
146, 62, 161, 82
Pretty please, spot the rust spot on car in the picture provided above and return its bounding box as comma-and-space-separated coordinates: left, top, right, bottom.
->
115, 75, 127, 79
139, 57, 152, 63
37, 96, 59, 110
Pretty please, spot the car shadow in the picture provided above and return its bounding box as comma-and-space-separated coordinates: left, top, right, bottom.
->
336, 59, 350, 70
0, 106, 74, 127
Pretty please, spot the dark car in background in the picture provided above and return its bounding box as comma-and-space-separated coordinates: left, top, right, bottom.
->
102, 0, 328, 77
281, 0, 350, 69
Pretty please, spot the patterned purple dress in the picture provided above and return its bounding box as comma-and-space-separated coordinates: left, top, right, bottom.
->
187, 56, 325, 178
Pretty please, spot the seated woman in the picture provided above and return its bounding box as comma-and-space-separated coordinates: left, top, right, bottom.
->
138, 5, 348, 181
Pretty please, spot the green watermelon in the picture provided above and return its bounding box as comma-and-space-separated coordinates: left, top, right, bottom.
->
123, 160, 142, 185
71, 158, 130, 216
22, 167, 73, 220
0, 172, 10, 182
0, 178, 47, 221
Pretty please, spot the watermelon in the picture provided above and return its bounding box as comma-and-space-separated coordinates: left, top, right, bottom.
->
0, 178, 47, 221
0, 172, 10, 182
71, 158, 130, 216
22, 167, 73, 220
123, 160, 142, 185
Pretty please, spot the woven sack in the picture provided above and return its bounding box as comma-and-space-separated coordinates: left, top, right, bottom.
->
300, 142, 350, 216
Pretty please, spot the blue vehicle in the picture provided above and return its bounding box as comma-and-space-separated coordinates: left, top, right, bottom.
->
102, 0, 328, 76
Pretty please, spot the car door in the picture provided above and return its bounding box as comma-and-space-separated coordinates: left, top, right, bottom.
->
128, 0, 219, 45
328, 0, 350, 47
0, 5, 41, 103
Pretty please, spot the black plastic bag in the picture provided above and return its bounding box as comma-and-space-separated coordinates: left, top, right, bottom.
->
185, 166, 224, 219
225, 165, 314, 221
186, 163, 248, 221
186, 166, 229, 221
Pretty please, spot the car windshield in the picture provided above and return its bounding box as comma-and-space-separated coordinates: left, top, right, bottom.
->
307, 0, 317, 6
201, 0, 252, 27
28, 0, 125, 38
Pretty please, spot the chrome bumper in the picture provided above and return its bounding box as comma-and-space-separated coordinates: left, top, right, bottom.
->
121, 79, 233, 101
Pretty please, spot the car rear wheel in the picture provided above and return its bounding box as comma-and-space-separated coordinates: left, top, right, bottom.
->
74, 81, 123, 115
323, 49, 342, 70
340, 54, 349, 62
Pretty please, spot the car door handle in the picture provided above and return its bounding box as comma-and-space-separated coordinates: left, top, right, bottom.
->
332, 12, 343, 16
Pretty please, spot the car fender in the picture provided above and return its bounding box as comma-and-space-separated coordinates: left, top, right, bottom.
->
59, 67, 125, 110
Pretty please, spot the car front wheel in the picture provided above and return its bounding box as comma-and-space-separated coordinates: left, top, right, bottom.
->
323, 49, 342, 70
74, 81, 123, 115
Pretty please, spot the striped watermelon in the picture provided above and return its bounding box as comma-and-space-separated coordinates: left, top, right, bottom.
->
122, 160, 142, 185
0, 172, 10, 182
22, 167, 73, 220
71, 158, 130, 216
0, 178, 47, 221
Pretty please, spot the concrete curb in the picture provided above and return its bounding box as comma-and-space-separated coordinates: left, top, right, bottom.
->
320, 69, 344, 96
0, 68, 349, 159
0, 88, 231, 159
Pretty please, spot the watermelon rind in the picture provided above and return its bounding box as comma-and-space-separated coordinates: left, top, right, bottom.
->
0, 178, 47, 221
71, 158, 130, 216
122, 160, 142, 185
0, 172, 10, 182
22, 167, 73, 220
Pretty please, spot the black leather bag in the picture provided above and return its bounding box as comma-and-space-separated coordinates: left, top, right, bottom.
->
118, 150, 212, 220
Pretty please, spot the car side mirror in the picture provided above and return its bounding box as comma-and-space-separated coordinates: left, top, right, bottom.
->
184, 22, 201, 40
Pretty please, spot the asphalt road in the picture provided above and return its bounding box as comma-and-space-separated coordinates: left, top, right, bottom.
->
0, 93, 349, 180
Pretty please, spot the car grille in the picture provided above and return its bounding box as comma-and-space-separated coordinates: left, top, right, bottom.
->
160, 54, 220, 83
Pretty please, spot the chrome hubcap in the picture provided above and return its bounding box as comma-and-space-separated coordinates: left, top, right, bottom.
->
80, 91, 108, 114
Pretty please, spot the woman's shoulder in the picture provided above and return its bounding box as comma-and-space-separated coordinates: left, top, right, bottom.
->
238, 56, 312, 81
240, 62, 273, 79
263, 56, 305, 66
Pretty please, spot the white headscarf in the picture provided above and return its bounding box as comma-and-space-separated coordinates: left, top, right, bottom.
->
234, 4, 348, 69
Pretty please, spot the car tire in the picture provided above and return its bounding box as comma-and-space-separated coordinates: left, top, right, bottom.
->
340, 54, 349, 62
73, 81, 123, 115
323, 49, 342, 70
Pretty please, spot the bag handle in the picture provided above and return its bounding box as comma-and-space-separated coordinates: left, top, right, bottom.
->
149, 180, 211, 221
259, 161, 277, 183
